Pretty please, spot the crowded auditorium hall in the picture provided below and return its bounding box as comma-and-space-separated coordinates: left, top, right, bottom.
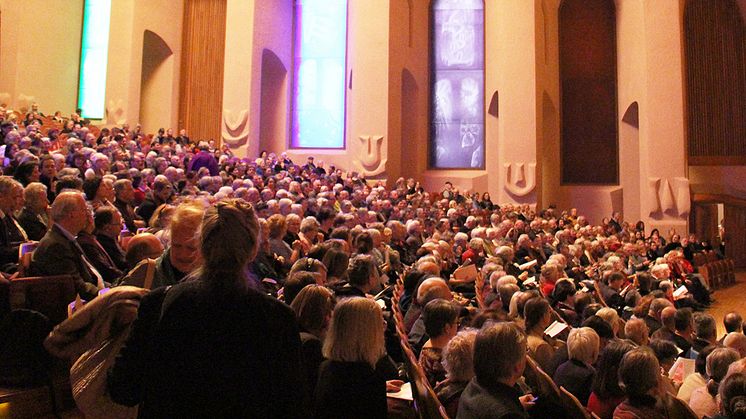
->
0, 0, 745, 418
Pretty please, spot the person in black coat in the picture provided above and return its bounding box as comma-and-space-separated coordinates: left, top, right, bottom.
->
108, 199, 305, 418
552, 327, 599, 405
314, 297, 398, 419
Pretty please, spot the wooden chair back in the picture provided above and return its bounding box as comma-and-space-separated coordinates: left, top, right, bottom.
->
559, 386, 591, 419
9, 275, 77, 326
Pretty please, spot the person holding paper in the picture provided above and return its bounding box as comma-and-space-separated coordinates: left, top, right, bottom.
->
525, 297, 564, 372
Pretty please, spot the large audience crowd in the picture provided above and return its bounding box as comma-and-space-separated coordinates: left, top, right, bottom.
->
2, 105, 746, 419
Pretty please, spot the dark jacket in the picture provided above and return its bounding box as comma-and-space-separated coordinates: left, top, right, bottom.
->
95, 233, 128, 272
77, 232, 123, 283
114, 199, 141, 233
552, 359, 595, 405
17, 207, 47, 241
108, 280, 305, 418
457, 378, 528, 419
30, 224, 100, 300
0, 213, 25, 268
314, 360, 387, 419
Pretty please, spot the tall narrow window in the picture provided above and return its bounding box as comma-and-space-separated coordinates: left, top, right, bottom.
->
291, 0, 348, 149
78, 0, 112, 120
559, 0, 618, 184
430, 0, 485, 169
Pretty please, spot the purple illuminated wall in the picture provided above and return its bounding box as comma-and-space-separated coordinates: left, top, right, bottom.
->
430, 0, 485, 169
291, 0, 347, 149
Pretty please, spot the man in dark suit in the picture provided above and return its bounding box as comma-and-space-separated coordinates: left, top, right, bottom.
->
77, 207, 124, 283
113, 179, 144, 233
30, 191, 103, 300
92, 206, 128, 272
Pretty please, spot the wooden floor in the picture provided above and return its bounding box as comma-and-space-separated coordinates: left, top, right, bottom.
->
707, 270, 746, 338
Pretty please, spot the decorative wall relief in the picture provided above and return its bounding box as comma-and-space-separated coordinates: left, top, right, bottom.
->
672, 177, 691, 217
647, 177, 662, 216
647, 177, 691, 218
659, 179, 676, 215
353, 135, 387, 176
222, 109, 249, 147
106, 99, 126, 125
503, 162, 537, 197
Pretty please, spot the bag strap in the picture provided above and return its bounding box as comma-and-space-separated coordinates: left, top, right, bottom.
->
143, 258, 157, 290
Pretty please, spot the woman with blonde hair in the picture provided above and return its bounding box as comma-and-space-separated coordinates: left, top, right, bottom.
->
314, 297, 392, 419
109, 199, 304, 417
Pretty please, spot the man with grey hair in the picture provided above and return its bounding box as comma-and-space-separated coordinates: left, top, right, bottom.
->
30, 191, 103, 300
458, 322, 532, 418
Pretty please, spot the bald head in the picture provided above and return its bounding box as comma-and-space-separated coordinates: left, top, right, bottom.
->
125, 233, 165, 268
417, 277, 452, 306
724, 332, 746, 358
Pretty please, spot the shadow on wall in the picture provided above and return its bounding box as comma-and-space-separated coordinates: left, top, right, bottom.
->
140, 30, 173, 132
259, 48, 288, 153
401, 68, 419, 179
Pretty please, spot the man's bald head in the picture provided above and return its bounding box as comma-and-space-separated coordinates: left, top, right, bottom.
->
417, 277, 452, 306
125, 233, 165, 268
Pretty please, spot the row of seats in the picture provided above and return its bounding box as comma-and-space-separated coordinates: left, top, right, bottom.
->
0, 242, 77, 417
693, 252, 737, 289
